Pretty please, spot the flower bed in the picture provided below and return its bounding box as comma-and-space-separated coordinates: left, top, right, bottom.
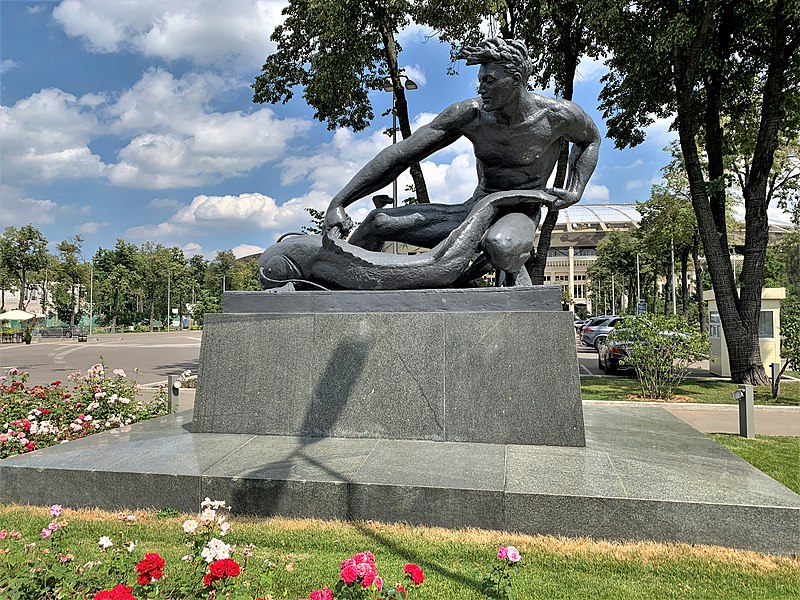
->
0, 500, 454, 599
1, 364, 169, 459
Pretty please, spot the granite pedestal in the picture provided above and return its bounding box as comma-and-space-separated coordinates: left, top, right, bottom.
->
193, 287, 585, 446
1, 403, 797, 554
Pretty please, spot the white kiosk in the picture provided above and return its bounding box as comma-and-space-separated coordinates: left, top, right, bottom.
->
704, 287, 786, 377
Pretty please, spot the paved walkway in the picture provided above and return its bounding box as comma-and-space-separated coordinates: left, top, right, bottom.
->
588, 400, 800, 436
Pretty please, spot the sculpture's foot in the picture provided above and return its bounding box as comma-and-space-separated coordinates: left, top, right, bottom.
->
494, 268, 532, 287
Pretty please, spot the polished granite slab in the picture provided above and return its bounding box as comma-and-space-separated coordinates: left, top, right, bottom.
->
1, 404, 798, 554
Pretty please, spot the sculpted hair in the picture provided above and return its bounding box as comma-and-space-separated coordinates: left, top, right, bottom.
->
458, 38, 533, 81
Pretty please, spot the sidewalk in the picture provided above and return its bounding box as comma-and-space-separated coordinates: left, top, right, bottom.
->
588, 400, 800, 436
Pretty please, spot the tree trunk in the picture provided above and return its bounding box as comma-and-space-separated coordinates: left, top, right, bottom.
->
681, 249, 690, 318
692, 239, 706, 333
149, 295, 155, 333
673, 23, 774, 385
378, 24, 429, 204
69, 280, 76, 326
18, 269, 26, 309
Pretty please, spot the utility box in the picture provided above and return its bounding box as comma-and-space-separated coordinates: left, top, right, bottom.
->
704, 287, 785, 377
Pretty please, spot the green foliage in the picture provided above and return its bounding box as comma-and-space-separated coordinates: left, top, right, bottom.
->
302, 207, 326, 235
610, 315, 710, 400
253, 0, 406, 132
781, 296, 799, 372
0, 224, 50, 310
192, 289, 221, 325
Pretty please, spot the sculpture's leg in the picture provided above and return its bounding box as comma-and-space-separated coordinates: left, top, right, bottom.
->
348, 203, 472, 251
482, 209, 540, 286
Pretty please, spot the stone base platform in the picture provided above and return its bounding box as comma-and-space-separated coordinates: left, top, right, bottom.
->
194, 287, 585, 446
2, 403, 797, 555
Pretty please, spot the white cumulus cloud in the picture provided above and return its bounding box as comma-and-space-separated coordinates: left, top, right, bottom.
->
0, 88, 106, 184
52, 0, 286, 71
583, 183, 610, 201
105, 69, 310, 189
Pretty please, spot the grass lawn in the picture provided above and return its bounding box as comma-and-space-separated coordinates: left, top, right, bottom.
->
709, 434, 800, 494
581, 376, 800, 406
1, 504, 798, 600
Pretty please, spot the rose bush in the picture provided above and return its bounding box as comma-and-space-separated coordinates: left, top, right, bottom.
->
0, 499, 430, 600
0, 365, 168, 459
480, 545, 523, 599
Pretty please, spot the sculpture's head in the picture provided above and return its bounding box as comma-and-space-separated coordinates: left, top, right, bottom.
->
458, 38, 532, 113
258, 254, 303, 289
256, 234, 324, 290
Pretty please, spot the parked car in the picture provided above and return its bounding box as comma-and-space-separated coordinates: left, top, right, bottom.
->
580, 315, 621, 349
39, 324, 84, 338
598, 338, 636, 374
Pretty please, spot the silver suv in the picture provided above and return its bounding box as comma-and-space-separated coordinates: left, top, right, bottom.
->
580, 315, 621, 350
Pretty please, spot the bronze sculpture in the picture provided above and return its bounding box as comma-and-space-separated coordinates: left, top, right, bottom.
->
258, 37, 600, 290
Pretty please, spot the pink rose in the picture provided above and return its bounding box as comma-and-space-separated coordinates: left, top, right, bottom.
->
497, 546, 508, 559
41, 528, 52, 539
340, 564, 359, 584
50, 505, 63, 517
506, 546, 521, 562
374, 576, 383, 590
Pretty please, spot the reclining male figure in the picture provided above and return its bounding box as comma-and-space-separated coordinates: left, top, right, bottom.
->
323, 37, 600, 286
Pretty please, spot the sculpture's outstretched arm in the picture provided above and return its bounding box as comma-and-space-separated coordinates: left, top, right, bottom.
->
324, 101, 479, 237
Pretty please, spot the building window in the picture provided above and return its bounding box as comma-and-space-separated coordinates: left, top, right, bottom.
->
573, 284, 585, 299
758, 311, 774, 338
709, 312, 721, 339
548, 248, 568, 257
575, 248, 596, 257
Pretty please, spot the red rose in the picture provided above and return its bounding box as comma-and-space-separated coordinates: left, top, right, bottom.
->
404, 564, 424, 585
109, 584, 135, 600
136, 552, 165, 584
203, 573, 218, 586
93, 592, 113, 600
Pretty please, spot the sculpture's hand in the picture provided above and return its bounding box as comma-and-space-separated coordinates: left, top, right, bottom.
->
546, 188, 581, 211
324, 205, 353, 239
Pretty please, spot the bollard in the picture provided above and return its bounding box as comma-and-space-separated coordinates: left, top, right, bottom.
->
734, 384, 754, 439
771, 362, 781, 398
167, 375, 181, 413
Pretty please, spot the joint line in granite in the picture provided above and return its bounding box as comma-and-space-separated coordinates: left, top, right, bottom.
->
349, 440, 381, 482
393, 347, 444, 432
201, 436, 259, 475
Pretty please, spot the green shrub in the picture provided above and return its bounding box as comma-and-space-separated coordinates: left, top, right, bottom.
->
610, 315, 709, 400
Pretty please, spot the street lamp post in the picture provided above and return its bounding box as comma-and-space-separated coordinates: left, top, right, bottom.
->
383, 75, 418, 254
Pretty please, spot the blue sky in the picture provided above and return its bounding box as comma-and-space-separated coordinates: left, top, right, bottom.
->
1, 0, 763, 260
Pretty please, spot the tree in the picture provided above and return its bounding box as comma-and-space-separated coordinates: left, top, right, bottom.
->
0, 225, 49, 310
413, 0, 606, 282
204, 250, 236, 295
93, 240, 140, 332
597, 0, 800, 384
56, 235, 87, 327
253, 0, 429, 202
137, 243, 173, 332
637, 145, 707, 326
